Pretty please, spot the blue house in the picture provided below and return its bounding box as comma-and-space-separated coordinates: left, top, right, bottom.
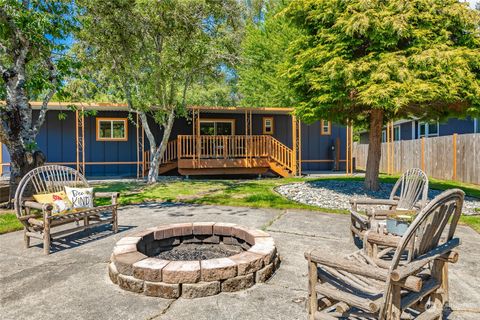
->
359, 117, 479, 144
0, 102, 352, 178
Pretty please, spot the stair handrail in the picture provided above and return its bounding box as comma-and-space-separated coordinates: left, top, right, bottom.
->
268, 136, 294, 172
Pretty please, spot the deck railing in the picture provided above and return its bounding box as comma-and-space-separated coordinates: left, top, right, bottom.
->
176, 135, 294, 172
143, 139, 178, 173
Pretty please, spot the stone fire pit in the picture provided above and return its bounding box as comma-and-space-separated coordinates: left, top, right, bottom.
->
108, 222, 280, 299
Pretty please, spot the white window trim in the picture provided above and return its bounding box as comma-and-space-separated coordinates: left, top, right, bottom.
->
418, 121, 439, 138
393, 125, 401, 141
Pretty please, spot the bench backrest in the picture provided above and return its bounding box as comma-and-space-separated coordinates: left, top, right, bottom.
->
14, 165, 89, 218
390, 168, 429, 210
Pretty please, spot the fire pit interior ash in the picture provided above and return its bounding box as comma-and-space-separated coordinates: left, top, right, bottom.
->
155, 243, 244, 261
109, 222, 280, 299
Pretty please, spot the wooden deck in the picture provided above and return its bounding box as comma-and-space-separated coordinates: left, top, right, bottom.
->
151, 135, 296, 177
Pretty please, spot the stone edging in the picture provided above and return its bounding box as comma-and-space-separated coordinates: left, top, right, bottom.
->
108, 222, 280, 299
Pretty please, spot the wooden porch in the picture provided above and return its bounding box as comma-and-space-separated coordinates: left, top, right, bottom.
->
151, 135, 298, 177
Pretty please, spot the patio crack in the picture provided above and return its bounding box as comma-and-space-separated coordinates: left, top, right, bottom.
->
262, 209, 287, 231
146, 298, 178, 319
266, 228, 343, 242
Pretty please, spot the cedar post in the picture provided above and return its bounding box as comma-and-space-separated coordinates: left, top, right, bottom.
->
452, 133, 457, 181
386, 121, 390, 174
335, 137, 340, 170
421, 137, 425, 172
292, 115, 297, 175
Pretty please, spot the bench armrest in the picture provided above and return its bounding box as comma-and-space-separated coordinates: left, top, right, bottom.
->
23, 200, 53, 211
94, 192, 119, 205
94, 192, 120, 199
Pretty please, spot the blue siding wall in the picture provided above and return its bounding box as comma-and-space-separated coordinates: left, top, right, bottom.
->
301, 122, 347, 171
1, 109, 348, 176
359, 117, 476, 143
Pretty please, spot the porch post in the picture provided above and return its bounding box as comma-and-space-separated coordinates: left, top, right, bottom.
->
75, 107, 85, 175
136, 113, 145, 179
298, 118, 302, 176
345, 120, 353, 175
196, 107, 200, 167
292, 115, 297, 176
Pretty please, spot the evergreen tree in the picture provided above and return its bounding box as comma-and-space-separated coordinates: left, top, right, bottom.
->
285, 0, 480, 190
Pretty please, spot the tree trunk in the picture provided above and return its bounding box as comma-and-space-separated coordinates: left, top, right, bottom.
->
147, 109, 176, 184
364, 109, 384, 191
8, 145, 46, 200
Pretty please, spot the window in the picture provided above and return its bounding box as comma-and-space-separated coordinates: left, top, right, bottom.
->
394, 126, 401, 141
199, 119, 235, 135
96, 118, 128, 141
320, 120, 331, 135
263, 117, 274, 135
382, 126, 400, 143
418, 122, 439, 138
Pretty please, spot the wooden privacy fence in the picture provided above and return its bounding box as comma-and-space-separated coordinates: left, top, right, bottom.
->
353, 133, 480, 185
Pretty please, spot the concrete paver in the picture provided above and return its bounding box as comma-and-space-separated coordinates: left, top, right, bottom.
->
1, 203, 478, 320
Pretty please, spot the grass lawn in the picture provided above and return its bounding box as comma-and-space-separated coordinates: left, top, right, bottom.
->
0, 212, 21, 234
1, 175, 479, 234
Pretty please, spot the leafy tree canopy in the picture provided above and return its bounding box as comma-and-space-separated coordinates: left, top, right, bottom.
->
284, 0, 480, 125
238, 0, 301, 107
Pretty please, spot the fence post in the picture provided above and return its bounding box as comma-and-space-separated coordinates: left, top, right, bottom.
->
421, 137, 425, 172
452, 133, 457, 181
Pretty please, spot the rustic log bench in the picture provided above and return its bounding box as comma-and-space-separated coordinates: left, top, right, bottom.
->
14, 165, 119, 254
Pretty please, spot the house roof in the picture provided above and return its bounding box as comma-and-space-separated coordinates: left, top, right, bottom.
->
2, 101, 294, 115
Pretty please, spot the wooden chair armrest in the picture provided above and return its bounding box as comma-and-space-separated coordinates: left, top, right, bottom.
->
305, 249, 388, 281
350, 210, 369, 229
350, 198, 399, 207
94, 192, 120, 199
306, 249, 424, 292
23, 201, 53, 211
391, 238, 461, 281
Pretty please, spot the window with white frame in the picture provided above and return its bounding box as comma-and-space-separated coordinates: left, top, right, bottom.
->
393, 125, 401, 141
382, 126, 401, 142
418, 122, 439, 138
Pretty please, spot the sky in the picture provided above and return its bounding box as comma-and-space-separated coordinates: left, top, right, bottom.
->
466, 0, 477, 8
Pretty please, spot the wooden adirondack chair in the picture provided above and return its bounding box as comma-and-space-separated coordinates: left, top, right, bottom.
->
350, 168, 429, 246
306, 189, 463, 320
14, 165, 119, 254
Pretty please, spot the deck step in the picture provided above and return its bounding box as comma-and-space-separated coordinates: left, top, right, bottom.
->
269, 161, 292, 178
158, 161, 178, 174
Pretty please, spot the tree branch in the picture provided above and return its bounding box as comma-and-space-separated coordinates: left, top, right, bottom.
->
0, 6, 30, 85
32, 59, 57, 137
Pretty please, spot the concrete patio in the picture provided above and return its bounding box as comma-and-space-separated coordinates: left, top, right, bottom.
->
1, 203, 479, 320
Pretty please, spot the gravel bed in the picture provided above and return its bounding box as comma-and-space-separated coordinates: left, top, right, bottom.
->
276, 180, 480, 216
155, 243, 244, 260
